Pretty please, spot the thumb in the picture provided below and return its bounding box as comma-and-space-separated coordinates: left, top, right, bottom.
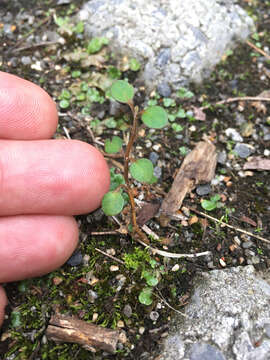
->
0, 286, 8, 328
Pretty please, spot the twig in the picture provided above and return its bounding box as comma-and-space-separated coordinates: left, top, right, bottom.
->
141, 224, 160, 241
91, 230, 120, 236
63, 126, 71, 139
246, 40, 270, 61
95, 248, 125, 265
136, 237, 211, 259
188, 207, 270, 245
201, 96, 270, 110
12, 41, 60, 53
6, 14, 53, 54
154, 290, 187, 318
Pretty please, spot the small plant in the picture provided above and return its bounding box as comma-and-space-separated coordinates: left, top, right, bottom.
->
201, 194, 222, 211
101, 80, 168, 241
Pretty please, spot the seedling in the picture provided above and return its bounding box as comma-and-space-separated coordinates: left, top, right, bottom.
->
102, 80, 168, 240
201, 194, 222, 211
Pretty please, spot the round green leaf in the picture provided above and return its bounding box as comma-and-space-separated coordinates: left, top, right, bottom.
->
105, 136, 123, 154
201, 200, 217, 211
130, 158, 154, 184
102, 191, 124, 216
139, 288, 153, 306
59, 99, 70, 109
111, 80, 134, 103
141, 106, 168, 129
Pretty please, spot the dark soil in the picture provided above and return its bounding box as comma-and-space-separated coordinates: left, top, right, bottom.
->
0, 0, 269, 359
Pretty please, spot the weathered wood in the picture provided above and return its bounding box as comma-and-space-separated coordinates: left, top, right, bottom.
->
46, 314, 125, 353
160, 141, 217, 225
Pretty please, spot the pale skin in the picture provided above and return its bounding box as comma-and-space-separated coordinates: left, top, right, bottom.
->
0, 71, 110, 327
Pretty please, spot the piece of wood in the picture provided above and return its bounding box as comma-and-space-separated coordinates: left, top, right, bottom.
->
46, 314, 125, 353
160, 141, 217, 225
243, 157, 270, 171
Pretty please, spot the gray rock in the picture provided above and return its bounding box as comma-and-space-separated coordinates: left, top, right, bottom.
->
234, 143, 252, 158
225, 128, 243, 142
217, 150, 227, 165
196, 184, 211, 196
242, 241, 253, 249
21, 56, 32, 65
149, 152, 159, 165
154, 166, 162, 179
123, 304, 132, 318
66, 250, 83, 266
159, 266, 270, 360
150, 311, 159, 322
189, 343, 226, 360
78, 0, 254, 90
157, 82, 172, 97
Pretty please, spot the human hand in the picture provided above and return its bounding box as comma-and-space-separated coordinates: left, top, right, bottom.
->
0, 71, 110, 327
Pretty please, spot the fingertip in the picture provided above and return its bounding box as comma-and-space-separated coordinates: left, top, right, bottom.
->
0, 71, 58, 140
0, 286, 8, 328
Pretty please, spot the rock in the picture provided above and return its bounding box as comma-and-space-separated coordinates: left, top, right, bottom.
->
159, 266, 270, 360
123, 304, 132, 318
78, 0, 254, 90
21, 56, 32, 65
149, 152, 159, 165
157, 82, 172, 97
189, 343, 225, 360
242, 241, 253, 249
150, 311, 159, 322
66, 250, 83, 266
234, 143, 252, 158
196, 184, 211, 196
217, 150, 227, 165
154, 166, 162, 179
225, 128, 243, 142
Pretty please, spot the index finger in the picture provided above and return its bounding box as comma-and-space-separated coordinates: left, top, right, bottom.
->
0, 71, 58, 140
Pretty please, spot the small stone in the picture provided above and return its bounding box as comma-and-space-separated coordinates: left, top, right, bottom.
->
139, 327, 145, 335
21, 56, 32, 65
207, 261, 215, 269
264, 324, 270, 338
157, 82, 171, 97
117, 320, 125, 328
149, 152, 159, 165
156, 48, 171, 67
189, 125, 196, 132
83, 254, 90, 266
219, 258, 226, 267
154, 166, 162, 179
225, 128, 243, 142
234, 143, 253, 158
251, 255, 260, 265
217, 151, 227, 165
150, 311, 159, 322
172, 264, 180, 272
66, 250, 83, 266
153, 144, 161, 151
88, 289, 98, 302
92, 313, 98, 322
106, 248, 116, 256
242, 241, 253, 249
264, 149, 270, 156
110, 265, 119, 272
123, 304, 132, 318
196, 184, 211, 196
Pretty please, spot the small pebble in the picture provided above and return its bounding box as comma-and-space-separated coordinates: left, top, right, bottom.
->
139, 327, 145, 335
251, 255, 260, 265
171, 264, 180, 272
219, 258, 226, 267
153, 144, 161, 152
150, 311, 159, 322
234, 143, 253, 158
225, 128, 243, 142
66, 250, 83, 266
88, 290, 98, 302
264, 149, 270, 156
110, 265, 119, 272
21, 56, 31, 65
196, 184, 211, 196
149, 151, 159, 165
92, 313, 98, 322
117, 320, 125, 328
242, 241, 253, 249
233, 236, 241, 246
217, 151, 227, 165
123, 304, 132, 318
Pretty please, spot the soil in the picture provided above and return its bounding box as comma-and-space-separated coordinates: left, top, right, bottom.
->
0, 0, 269, 359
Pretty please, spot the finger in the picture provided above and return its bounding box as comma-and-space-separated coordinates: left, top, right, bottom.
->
0, 215, 78, 283
0, 286, 8, 328
0, 71, 58, 140
0, 139, 110, 216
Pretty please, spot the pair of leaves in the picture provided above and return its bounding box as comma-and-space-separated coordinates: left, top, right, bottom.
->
201, 194, 221, 211
111, 80, 168, 129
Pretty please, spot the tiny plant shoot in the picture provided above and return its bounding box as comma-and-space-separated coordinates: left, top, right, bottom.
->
102, 80, 168, 240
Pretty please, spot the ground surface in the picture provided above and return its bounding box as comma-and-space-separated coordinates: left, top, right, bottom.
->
0, 0, 269, 359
